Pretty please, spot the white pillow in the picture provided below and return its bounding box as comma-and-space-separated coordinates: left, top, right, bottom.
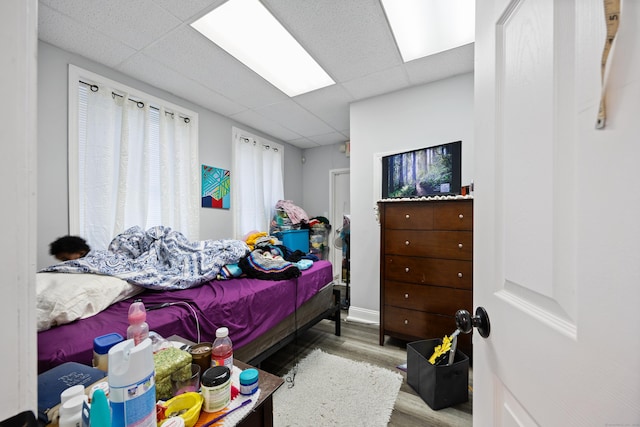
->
36, 272, 144, 332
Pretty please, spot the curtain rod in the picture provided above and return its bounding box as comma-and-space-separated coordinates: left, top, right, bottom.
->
79, 80, 191, 123
239, 136, 278, 152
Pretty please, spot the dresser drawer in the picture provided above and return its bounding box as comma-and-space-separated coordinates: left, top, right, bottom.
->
384, 256, 472, 289
382, 203, 434, 230
384, 230, 472, 260
382, 306, 472, 356
432, 200, 473, 230
384, 281, 472, 314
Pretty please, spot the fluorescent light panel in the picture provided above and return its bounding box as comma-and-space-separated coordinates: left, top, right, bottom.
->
382, 0, 475, 62
191, 0, 335, 97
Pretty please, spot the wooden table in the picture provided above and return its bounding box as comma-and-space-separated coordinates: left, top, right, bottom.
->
168, 335, 284, 427
232, 359, 283, 427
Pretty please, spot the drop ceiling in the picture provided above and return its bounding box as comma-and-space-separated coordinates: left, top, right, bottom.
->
38, 0, 474, 149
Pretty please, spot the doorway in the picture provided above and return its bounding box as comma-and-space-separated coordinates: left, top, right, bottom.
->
329, 168, 350, 288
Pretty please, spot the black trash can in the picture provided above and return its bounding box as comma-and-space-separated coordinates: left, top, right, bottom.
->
407, 339, 469, 410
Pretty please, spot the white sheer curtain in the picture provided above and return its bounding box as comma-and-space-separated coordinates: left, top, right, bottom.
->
232, 127, 284, 238
158, 107, 199, 238
74, 77, 198, 250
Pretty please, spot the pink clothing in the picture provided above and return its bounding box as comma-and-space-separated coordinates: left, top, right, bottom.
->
275, 200, 309, 225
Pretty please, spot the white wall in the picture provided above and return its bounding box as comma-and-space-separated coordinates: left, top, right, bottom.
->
348, 73, 474, 322
37, 41, 304, 269
302, 143, 350, 219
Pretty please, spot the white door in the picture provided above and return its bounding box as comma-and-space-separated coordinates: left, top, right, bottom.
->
1, 0, 38, 418
474, 1, 640, 425
330, 168, 350, 283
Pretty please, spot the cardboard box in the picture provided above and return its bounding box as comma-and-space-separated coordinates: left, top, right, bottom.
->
407, 339, 469, 410
154, 347, 192, 400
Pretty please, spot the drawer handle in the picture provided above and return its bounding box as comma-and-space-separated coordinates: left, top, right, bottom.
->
458, 243, 463, 249
458, 272, 463, 278
404, 293, 409, 299
404, 319, 409, 325
405, 240, 410, 246
459, 214, 464, 219
405, 267, 410, 273
405, 214, 410, 219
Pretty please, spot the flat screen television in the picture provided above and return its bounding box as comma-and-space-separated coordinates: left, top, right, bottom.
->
382, 140, 462, 199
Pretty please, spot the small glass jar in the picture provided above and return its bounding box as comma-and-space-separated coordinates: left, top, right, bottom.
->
188, 342, 212, 379
239, 368, 259, 396
200, 366, 231, 413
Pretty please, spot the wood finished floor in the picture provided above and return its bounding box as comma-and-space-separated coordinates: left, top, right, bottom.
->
259, 311, 473, 427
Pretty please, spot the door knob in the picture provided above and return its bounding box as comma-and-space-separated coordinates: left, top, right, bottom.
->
455, 307, 491, 338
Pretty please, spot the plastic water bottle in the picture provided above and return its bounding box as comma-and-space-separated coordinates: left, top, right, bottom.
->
211, 327, 233, 369
127, 301, 149, 345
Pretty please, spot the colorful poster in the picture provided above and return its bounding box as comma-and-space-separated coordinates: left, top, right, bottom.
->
201, 165, 230, 209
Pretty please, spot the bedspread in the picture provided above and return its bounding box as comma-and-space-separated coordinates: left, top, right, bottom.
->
37, 260, 334, 373
40, 226, 249, 290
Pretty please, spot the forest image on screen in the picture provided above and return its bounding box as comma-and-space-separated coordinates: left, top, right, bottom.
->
384, 142, 460, 198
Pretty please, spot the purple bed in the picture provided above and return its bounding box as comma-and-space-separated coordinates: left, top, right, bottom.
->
38, 260, 339, 373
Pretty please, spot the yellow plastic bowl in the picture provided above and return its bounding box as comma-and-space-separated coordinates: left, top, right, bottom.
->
159, 392, 204, 427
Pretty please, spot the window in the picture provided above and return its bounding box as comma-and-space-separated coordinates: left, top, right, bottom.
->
68, 65, 199, 250
231, 127, 284, 238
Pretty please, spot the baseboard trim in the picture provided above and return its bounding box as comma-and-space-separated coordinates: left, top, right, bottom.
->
346, 306, 379, 325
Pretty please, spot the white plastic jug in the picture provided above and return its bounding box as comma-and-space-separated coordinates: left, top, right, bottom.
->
108, 338, 156, 427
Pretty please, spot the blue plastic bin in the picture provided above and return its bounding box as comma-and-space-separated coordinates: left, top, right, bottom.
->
276, 229, 309, 253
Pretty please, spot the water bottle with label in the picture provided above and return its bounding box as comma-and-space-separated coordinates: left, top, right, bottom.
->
211, 327, 233, 369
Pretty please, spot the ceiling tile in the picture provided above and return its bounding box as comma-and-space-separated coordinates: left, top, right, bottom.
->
405, 44, 475, 86
40, 0, 182, 51
288, 138, 319, 149
254, 100, 336, 137
229, 110, 303, 142
306, 131, 349, 146
154, 0, 224, 22
294, 85, 354, 131
38, 3, 137, 68
118, 53, 247, 116
342, 66, 411, 100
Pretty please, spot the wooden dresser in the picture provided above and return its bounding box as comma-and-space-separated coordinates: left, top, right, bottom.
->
378, 199, 473, 357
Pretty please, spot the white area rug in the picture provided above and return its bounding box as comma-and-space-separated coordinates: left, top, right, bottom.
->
273, 348, 403, 427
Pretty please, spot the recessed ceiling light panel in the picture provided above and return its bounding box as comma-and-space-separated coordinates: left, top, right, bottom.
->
192, 0, 335, 97
382, 0, 475, 62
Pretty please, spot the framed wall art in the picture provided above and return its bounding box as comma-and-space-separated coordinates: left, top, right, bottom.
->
201, 164, 230, 209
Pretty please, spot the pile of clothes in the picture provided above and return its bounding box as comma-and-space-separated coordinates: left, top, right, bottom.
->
218, 230, 319, 281
270, 200, 309, 234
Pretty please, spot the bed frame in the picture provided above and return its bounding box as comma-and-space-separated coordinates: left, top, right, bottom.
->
236, 283, 341, 366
